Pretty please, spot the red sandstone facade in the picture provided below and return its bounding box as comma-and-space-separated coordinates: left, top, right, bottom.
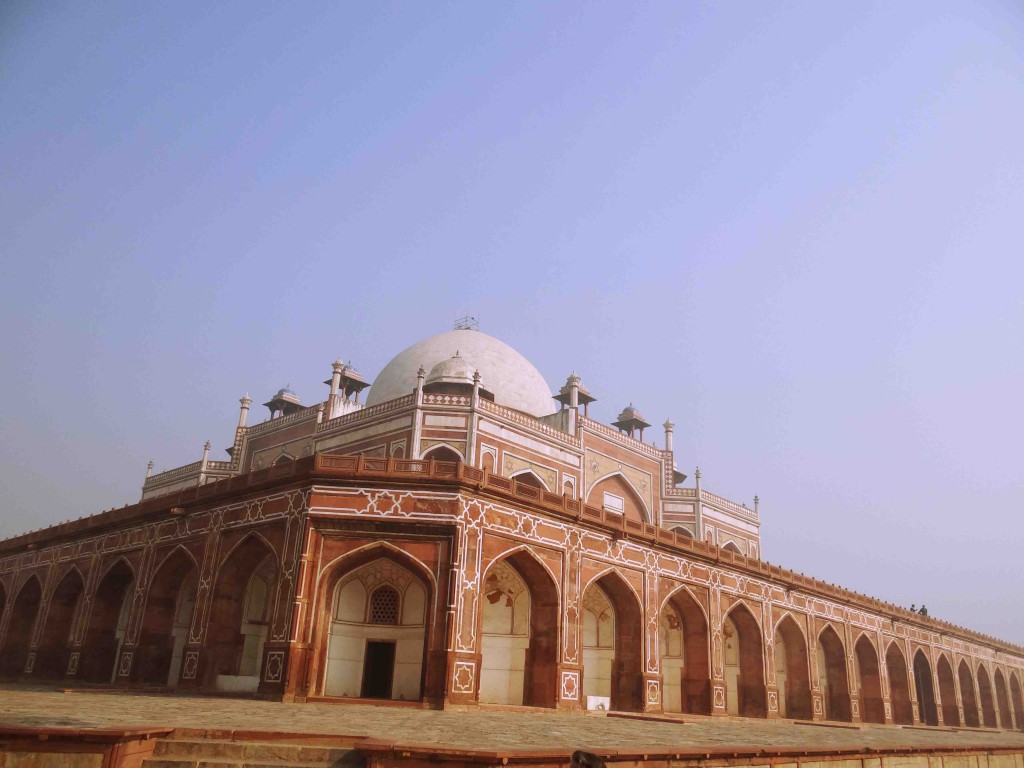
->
1, 328, 1022, 732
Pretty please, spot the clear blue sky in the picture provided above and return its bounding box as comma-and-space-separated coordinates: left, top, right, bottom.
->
2, 2, 1023, 642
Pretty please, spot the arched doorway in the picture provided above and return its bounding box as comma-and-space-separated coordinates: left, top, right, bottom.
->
854, 635, 884, 724
774, 615, 812, 719
35, 569, 85, 678
662, 587, 710, 715
422, 445, 461, 464
723, 603, 766, 718
0, 576, 42, 677
80, 560, 134, 684
323, 555, 428, 701
913, 650, 938, 726
581, 572, 643, 712
1010, 672, 1024, 732
937, 654, 960, 726
958, 659, 980, 727
479, 551, 558, 708
817, 625, 852, 722
206, 535, 277, 691
886, 643, 914, 725
995, 670, 1013, 730
977, 664, 997, 728
134, 549, 198, 686
721, 542, 743, 555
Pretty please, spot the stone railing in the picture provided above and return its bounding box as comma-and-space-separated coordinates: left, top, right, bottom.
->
245, 406, 319, 436
205, 460, 235, 472
146, 460, 203, 485
477, 400, 581, 448
666, 487, 697, 498
579, 417, 664, 458
700, 489, 758, 522
317, 394, 415, 432
422, 393, 472, 406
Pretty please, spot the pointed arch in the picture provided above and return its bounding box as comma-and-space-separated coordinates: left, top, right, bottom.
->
319, 546, 432, 701
205, 531, 279, 689
959, 658, 980, 727
586, 471, 651, 525
81, 558, 135, 683
774, 613, 812, 719
479, 548, 559, 708
0, 574, 43, 678
35, 567, 86, 679
913, 649, 938, 725
885, 642, 914, 725
977, 662, 997, 728
133, 547, 199, 685
581, 569, 644, 712
817, 624, 852, 722
720, 541, 743, 555
723, 601, 766, 718
936, 652, 960, 726
510, 469, 549, 491
853, 634, 884, 724
994, 668, 1013, 730
1009, 671, 1024, 731
661, 583, 711, 715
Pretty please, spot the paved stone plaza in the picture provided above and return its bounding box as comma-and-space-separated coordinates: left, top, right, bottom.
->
1, 686, 1023, 753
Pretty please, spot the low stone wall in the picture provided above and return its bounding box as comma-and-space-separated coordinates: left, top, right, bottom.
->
0, 726, 172, 768
357, 745, 1024, 768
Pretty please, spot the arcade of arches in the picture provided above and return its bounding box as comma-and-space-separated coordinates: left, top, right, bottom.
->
1, 483, 1023, 732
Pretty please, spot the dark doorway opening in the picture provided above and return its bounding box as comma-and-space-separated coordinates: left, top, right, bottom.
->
361, 641, 396, 699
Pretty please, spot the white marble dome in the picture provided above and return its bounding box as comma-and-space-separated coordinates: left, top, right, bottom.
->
366, 329, 554, 417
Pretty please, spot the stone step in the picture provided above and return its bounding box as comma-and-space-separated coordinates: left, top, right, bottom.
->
153, 738, 354, 763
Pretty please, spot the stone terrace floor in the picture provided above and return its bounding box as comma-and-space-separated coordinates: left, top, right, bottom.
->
1, 685, 1023, 753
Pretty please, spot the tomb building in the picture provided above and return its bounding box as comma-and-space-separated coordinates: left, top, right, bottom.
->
1, 324, 1022, 730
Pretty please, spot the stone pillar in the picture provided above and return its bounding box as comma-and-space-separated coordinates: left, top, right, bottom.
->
557, 533, 583, 712
710, 584, 727, 715
763, 601, 780, 718
328, 359, 343, 418
641, 571, 663, 713
238, 394, 252, 428
663, 418, 674, 453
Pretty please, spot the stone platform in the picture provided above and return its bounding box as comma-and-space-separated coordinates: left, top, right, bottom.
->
2, 685, 1024, 767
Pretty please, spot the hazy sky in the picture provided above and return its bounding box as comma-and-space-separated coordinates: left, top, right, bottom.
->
2, 2, 1023, 643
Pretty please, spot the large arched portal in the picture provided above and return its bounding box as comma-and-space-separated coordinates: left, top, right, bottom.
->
936, 654, 960, 727
995, 670, 1014, 730
854, 635, 884, 724
723, 604, 766, 718
0, 577, 42, 678
80, 560, 134, 684
913, 650, 938, 726
817, 625, 852, 722
324, 555, 428, 701
205, 536, 278, 692
134, 549, 198, 686
1010, 673, 1024, 732
977, 664, 997, 728
35, 569, 85, 679
580, 572, 643, 712
959, 659, 981, 728
479, 551, 558, 708
773, 615, 811, 720
661, 588, 711, 715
